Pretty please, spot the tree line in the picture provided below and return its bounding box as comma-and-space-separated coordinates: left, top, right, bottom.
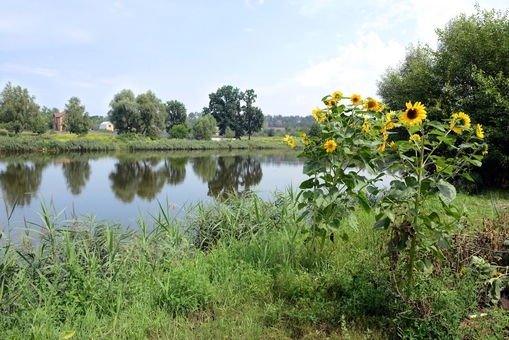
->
0, 83, 268, 140
376, 5, 509, 187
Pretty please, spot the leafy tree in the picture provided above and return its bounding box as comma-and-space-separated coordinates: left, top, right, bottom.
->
376, 6, 509, 186
64, 97, 91, 135
0, 82, 40, 133
108, 89, 140, 133
224, 126, 235, 139
204, 85, 242, 136
169, 124, 189, 139
191, 114, 217, 140
165, 100, 187, 132
136, 90, 166, 135
242, 89, 264, 140
40, 106, 59, 130
186, 111, 202, 125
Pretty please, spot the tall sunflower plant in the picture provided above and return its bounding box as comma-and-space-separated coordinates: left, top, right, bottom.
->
284, 92, 488, 297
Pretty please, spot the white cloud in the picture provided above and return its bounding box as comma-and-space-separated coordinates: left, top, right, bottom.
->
0, 64, 58, 78
295, 31, 405, 97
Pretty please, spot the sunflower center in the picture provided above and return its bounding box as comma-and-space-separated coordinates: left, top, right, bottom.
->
407, 109, 418, 119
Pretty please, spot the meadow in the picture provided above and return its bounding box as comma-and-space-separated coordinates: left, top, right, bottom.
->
1, 190, 509, 339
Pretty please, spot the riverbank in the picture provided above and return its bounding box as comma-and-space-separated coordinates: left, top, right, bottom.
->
1, 190, 509, 339
0, 131, 294, 153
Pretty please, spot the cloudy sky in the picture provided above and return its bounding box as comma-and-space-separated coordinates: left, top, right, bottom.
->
1, 0, 507, 117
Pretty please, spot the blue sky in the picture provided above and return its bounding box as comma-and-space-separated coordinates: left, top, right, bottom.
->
1, 0, 507, 117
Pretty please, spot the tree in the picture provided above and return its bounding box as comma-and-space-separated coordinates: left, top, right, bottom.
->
169, 124, 189, 139
136, 90, 165, 135
242, 89, 264, 140
204, 86, 264, 139
0, 82, 40, 133
308, 122, 323, 138
165, 100, 187, 132
64, 97, 91, 135
204, 85, 242, 136
192, 114, 217, 140
108, 89, 140, 133
376, 6, 509, 186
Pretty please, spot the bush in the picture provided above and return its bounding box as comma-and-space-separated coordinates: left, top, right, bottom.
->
169, 124, 189, 139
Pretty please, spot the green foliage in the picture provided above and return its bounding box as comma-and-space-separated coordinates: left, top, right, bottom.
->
191, 114, 217, 140
0, 82, 40, 133
224, 126, 235, 139
169, 124, 189, 139
136, 90, 166, 135
287, 91, 486, 297
63, 97, 91, 135
108, 89, 140, 133
377, 6, 509, 186
308, 122, 322, 138
165, 100, 187, 132
204, 85, 264, 139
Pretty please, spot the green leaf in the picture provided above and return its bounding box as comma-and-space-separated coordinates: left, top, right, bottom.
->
303, 158, 323, 174
436, 179, 456, 204
461, 172, 474, 182
427, 120, 446, 132
299, 178, 317, 189
373, 217, 390, 230
59, 331, 76, 340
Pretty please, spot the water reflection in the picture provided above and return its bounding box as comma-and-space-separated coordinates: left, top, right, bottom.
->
208, 155, 262, 199
62, 160, 91, 195
0, 162, 47, 206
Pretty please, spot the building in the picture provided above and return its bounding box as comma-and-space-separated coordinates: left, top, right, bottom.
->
53, 111, 66, 131
99, 121, 114, 131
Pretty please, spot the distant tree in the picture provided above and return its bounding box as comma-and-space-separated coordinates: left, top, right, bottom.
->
136, 90, 166, 135
64, 97, 91, 135
204, 85, 242, 136
169, 124, 189, 139
0, 82, 40, 133
192, 114, 217, 140
40, 106, 59, 129
108, 89, 140, 133
224, 126, 235, 139
165, 100, 187, 132
242, 89, 264, 140
186, 111, 202, 125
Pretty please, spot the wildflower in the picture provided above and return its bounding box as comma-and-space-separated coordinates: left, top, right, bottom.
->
363, 98, 379, 112
378, 134, 388, 152
332, 91, 343, 101
283, 134, 295, 148
324, 139, 337, 153
350, 94, 361, 105
476, 124, 484, 139
409, 134, 421, 142
380, 111, 395, 132
450, 112, 471, 134
400, 101, 426, 126
312, 107, 326, 122
301, 133, 309, 145
362, 116, 370, 133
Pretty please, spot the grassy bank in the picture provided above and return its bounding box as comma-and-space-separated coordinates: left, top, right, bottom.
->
1, 191, 509, 339
0, 132, 291, 154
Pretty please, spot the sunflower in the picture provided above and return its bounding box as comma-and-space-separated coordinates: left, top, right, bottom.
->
363, 98, 379, 112
332, 91, 343, 101
312, 107, 326, 122
482, 150, 488, 156
390, 141, 397, 150
378, 134, 388, 152
400, 101, 426, 126
324, 139, 337, 153
350, 94, 361, 105
409, 134, 421, 142
380, 111, 395, 133
362, 116, 370, 133
450, 112, 471, 134
476, 124, 484, 139
283, 134, 295, 148
323, 98, 337, 107
301, 132, 309, 145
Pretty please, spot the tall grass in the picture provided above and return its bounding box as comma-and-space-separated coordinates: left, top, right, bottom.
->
1, 191, 508, 339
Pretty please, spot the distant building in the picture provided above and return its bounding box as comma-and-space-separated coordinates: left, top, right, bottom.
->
99, 121, 114, 131
53, 111, 66, 131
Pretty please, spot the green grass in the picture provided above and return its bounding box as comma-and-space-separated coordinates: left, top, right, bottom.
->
1, 190, 509, 339
0, 133, 292, 154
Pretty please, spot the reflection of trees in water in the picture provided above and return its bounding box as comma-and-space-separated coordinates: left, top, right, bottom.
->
62, 161, 91, 195
0, 162, 46, 207
109, 156, 189, 203
192, 156, 217, 183
207, 155, 262, 199
164, 157, 188, 186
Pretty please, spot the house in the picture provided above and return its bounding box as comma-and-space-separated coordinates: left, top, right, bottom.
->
99, 121, 114, 131
53, 111, 66, 131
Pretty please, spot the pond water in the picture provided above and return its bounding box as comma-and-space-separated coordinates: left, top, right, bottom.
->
0, 150, 307, 233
